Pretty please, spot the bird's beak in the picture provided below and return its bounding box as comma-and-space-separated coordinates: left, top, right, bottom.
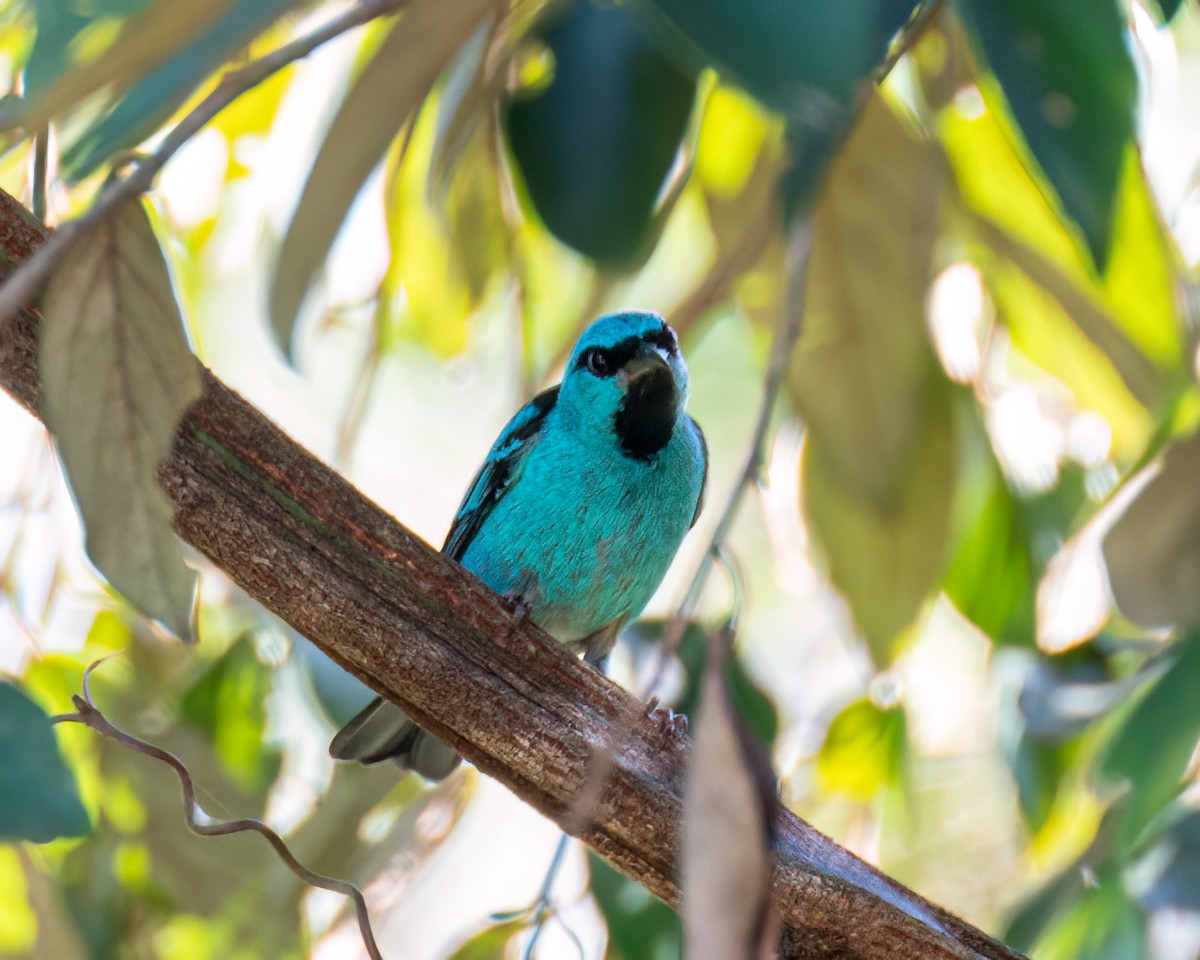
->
620, 342, 672, 384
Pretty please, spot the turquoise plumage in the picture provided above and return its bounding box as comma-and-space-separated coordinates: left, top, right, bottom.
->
330, 310, 707, 779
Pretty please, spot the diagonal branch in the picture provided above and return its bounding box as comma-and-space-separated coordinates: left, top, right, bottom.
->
0, 187, 1024, 960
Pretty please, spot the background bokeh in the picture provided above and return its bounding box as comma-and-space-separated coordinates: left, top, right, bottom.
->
2, 0, 1200, 957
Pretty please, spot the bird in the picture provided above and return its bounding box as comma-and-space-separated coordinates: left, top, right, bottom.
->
329, 310, 707, 779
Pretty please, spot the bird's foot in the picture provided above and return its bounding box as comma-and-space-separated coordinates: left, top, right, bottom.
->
501, 590, 534, 624
645, 697, 688, 738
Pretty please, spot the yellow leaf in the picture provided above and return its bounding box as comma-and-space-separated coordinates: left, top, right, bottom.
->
270, 0, 495, 352
788, 94, 946, 514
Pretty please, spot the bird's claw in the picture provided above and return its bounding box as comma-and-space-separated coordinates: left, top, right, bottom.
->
502, 590, 534, 623
645, 698, 688, 738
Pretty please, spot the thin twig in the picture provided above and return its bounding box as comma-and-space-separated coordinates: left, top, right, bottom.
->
0, 0, 410, 328
53, 658, 384, 960
520, 833, 571, 960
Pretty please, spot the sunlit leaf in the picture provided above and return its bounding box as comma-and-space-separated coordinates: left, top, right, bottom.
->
270, 0, 493, 353
0, 681, 90, 842
447, 917, 527, 959
681, 632, 775, 960
181, 637, 279, 792
959, 0, 1137, 267
378, 109, 505, 357
788, 94, 945, 514
0, 847, 37, 954
804, 395, 956, 663
1097, 631, 1200, 844
590, 854, 680, 960
504, 2, 698, 265
63, 0, 296, 179
40, 198, 202, 640
976, 218, 1160, 411
817, 697, 907, 801
13, 0, 233, 131
1104, 433, 1200, 628
944, 412, 1037, 645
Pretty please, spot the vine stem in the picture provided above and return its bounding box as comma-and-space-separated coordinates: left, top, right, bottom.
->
0, 0, 410, 328
53, 658, 383, 960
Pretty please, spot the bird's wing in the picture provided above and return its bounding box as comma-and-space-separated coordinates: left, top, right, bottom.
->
688, 414, 708, 529
442, 386, 560, 561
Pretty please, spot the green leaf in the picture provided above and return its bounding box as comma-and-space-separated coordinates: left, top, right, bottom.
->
1104, 432, 1200, 628
804, 393, 956, 664
40, 198, 202, 640
959, 0, 1137, 267
270, 0, 493, 353
0, 681, 90, 842
589, 854, 680, 960
13, 0, 234, 132
1098, 631, 1200, 844
23, 0, 151, 96
644, 0, 916, 208
944, 416, 1037, 645
643, 0, 914, 116
504, 2, 697, 265
63, 0, 297, 179
788, 94, 945, 514
181, 637, 278, 792
817, 698, 907, 801
447, 918, 527, 960
1033, 869, 1145, 960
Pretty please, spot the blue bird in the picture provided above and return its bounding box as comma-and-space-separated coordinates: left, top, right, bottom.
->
330, 310, 707, 779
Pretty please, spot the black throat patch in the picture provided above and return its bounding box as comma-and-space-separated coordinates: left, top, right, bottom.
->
614, 365, 677, 461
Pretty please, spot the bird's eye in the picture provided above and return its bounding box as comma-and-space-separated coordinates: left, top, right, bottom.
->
583, 348, 612, 376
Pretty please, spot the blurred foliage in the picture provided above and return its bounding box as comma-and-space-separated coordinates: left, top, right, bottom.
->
0, 681, 89, 842
1, 0, 1200, 957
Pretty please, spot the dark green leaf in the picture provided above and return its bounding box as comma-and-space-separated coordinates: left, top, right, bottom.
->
24, 0, 150, 95
674, 626, 778, 747
643, 0, 914, 115
504, 2, 697, 265
959, 0, 1137, 267
1147, 0, 1186, 23
589, 854, 680, 960
643, 0, 918, 208
0, 681, 90, 842
1098, 632, 1200, 844
40, 198, 202, 640
270, 0, 493, 353
63, 0, 297, 179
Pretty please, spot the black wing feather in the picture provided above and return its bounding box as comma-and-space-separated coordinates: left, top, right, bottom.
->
441, 386, 559, 561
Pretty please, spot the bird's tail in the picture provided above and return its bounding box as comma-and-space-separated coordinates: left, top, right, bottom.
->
329, 697, 461, 781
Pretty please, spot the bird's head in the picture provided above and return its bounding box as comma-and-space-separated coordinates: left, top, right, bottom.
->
560, 310, 689, 460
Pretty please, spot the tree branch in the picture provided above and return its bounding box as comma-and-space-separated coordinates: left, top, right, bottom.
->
0, 187, 1024, 960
